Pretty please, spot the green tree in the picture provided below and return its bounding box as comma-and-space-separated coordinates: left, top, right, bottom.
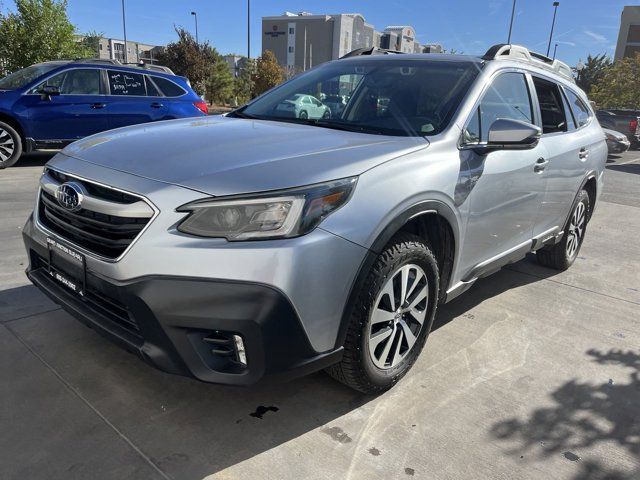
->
79, 30, 103, 57
590, 54, 640, 109
574, 53, 612, 94
252, 50, 284, 97
157, 27, 232, 103
233, 57, 255, 105
206, 56, 234, 105
0, 0, 92, 73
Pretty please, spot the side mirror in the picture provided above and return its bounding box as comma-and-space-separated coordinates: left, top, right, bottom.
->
469, 118, 542, 154
39, 85, 60, 100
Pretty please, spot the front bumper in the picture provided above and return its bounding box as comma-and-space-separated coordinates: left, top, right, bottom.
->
23, 219, 345, 386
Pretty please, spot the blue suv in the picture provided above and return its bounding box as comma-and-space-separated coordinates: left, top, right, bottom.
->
0, 59, 207, 168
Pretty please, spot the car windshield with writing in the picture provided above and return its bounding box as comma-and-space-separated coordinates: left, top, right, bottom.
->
234, 59, 480, 137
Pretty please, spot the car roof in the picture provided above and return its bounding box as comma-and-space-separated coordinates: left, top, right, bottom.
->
35, 60, 181, 81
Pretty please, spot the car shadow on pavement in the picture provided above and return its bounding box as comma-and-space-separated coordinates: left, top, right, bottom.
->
432, 253, 557, 332
12, 152, 55, 168
489, 348, 640, 480
606, 163, 640, 175
2, 255, 562, 480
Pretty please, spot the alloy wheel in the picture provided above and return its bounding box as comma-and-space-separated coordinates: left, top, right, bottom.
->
0, 127, 15, 164
566, 201, 586, 259
367, 264, 428, 370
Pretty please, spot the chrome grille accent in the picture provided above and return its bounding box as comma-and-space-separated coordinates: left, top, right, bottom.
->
37, 168, 156, 260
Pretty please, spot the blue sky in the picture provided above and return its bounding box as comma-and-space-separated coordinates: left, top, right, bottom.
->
8, 0, 631, 66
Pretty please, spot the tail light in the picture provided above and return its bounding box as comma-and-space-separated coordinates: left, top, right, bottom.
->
193, 100, 209, 115
630, 118, 638, 134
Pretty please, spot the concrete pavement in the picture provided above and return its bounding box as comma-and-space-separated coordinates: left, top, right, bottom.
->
0, 151, 638, 480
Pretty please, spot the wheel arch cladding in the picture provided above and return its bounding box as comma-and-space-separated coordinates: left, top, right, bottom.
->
334, 201, 459, 350
583, 175, 597, 221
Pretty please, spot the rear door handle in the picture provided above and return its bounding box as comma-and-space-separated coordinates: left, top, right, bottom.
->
579, 148, 589, 160
150, 102, 164, 109
534, 157, 548, 173
90, 103, 106, 109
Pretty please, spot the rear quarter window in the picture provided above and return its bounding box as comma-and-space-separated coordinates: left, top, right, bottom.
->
151, 76, 186, 97
564, 89, 591, 128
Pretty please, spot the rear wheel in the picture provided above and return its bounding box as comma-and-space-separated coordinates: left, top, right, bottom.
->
326, 233, 439, 393
537, 189, 590, 270
0, 121, 22, 169
299, 110, 308, 119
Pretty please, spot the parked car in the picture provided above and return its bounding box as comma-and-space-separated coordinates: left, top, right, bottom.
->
596, 109, 640, 148
323, 94, 347, 118
275, 93, 331, 119
603, 128, 631, 154
23, 44, 606, 393
0, 59, 207, 168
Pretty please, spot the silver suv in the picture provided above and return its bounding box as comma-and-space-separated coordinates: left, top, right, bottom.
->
23, 44, 606, 393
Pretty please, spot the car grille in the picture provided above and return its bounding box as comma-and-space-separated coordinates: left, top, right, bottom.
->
38, 169, 155, 260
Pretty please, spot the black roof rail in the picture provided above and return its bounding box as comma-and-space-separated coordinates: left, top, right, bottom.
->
74, 58, 123, 66
71, 58, 175, 75
340, 47, 405, 59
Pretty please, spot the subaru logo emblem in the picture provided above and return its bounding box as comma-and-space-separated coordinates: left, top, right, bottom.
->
55, 182, 84, 212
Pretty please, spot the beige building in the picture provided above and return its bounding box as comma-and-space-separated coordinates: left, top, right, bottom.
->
262, 12, 440, 72
96, 37, 164, 65
614, 5, 640, 60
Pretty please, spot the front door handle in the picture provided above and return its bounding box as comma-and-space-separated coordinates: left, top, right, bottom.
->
150, 102, 164, 109
90, 103, 106, 109
534, 157, 549, 173
579, 148, 589, 160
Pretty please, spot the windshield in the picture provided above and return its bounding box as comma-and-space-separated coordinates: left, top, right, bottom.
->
235, 59, 481, 137
0, 64, 61, 91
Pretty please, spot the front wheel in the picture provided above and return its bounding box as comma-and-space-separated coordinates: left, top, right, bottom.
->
298, 110, 308, 119
537, 189, 590, 270
326, 233, 439, 393
0, 121, 22, 169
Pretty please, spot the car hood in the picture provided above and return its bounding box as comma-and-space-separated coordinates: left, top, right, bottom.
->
62, 116, 428, 196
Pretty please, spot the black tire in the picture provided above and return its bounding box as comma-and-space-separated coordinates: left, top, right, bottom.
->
299, 110, 308, 119
323, 109, 331, 119
326, 233, 440, 394
0, 121, 22, 169
537, 189, 590, 270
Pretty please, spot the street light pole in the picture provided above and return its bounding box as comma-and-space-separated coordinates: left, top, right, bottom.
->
507, 0, 516, 44
247, 0, 251, 59
121, 0, 128, 63
191, 11, 199, 44
546, 1, 560, 57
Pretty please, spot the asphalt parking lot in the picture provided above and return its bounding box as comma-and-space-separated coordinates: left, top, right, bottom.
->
1, 150, 639, 480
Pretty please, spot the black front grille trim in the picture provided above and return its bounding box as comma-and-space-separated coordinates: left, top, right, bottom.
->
31, 252, 141, 338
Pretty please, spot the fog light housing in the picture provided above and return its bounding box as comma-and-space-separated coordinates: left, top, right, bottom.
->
233, 334, 247, 366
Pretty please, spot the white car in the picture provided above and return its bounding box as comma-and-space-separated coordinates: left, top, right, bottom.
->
275, 93, 331, 119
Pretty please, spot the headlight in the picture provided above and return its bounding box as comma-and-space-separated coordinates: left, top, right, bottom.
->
177, 177, 357, 240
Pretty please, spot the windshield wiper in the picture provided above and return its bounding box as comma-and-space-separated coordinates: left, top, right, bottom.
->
227, 110, 260, 119
293, 118, 385, 135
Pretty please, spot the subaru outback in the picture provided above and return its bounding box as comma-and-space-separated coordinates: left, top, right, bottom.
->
0, 59, 207, 168
22, 44, 606, 393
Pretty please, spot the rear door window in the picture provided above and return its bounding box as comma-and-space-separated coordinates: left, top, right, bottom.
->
107, 70, 146, 96
533, 78, 567, 134
151, 76, 185, 97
